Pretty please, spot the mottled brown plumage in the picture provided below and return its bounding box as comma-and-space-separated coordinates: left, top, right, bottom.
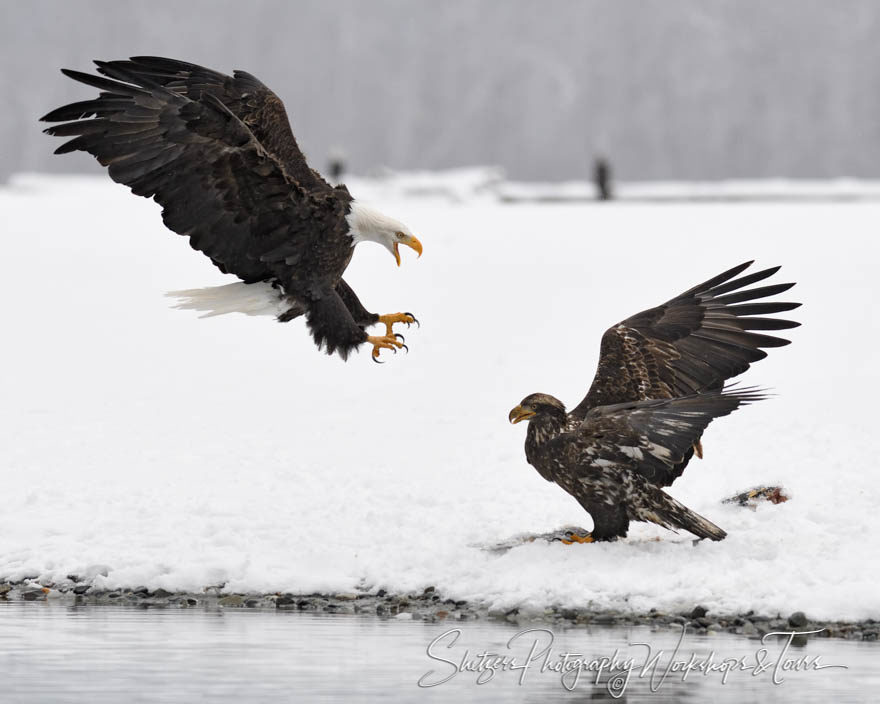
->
41, 57, 421, 360
570, 260, 800, 484
510, 262, 800, 541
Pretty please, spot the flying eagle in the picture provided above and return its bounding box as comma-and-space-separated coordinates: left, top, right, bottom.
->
41, 57, 423, 361
508, 261, 800, 542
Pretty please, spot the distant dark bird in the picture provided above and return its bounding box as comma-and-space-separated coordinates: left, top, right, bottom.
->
327, 150, 346, 183
41, 57, 423, 361
594, 157, 612, 201
508, 262, 800, 542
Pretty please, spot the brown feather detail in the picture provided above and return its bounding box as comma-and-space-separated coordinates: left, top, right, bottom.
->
563, 261, 798, 484
570, 261, 799, 415
530, 388, 762, 539
94, 57, 336, 192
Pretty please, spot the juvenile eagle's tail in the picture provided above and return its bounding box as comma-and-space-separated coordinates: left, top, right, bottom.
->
166, 281, 289, 319
634, 486, 727, 541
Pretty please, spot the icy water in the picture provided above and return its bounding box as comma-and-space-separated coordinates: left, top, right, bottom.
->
0, 602, 876, 703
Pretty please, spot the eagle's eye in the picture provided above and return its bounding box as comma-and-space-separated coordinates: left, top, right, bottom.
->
395, 231, 406, 240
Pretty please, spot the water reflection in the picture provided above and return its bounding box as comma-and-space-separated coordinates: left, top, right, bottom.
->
0, 602, 873, 702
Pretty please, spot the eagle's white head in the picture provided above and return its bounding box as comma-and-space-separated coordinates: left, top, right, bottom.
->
346, 201, 423, 266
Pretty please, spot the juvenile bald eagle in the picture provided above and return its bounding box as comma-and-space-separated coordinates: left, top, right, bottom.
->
41, 57, 423, 361
509, 261, 800, 542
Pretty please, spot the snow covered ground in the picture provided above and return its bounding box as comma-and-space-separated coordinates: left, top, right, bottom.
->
2, 174, 879, 622
343, 167, 880, 203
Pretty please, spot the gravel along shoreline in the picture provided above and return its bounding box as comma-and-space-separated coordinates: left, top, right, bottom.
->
1, 581, 876, 642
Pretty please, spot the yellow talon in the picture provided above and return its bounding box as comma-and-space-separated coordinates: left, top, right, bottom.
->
378, 312, 417, 337
368, 334, 404, 362
561, 533, 594, 544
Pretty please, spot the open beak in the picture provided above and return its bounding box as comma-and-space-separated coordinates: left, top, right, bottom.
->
508, 405, 536, 424
393, 235, 423, 267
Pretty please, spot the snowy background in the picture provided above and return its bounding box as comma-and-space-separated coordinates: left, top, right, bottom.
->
2, 173, 878, 621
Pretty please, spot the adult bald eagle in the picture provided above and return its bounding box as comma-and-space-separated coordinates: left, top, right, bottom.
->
508, 262, 800, 542
41, 57, 423, 361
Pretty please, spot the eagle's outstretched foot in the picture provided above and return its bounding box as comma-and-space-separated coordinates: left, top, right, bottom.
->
560, 532, 594, 545
368, 334, 406, 363
378, 312, 419, 337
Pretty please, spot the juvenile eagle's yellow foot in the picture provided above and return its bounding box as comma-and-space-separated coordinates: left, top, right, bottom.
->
561, 533, 595, 545
368, 334, 406, 363
378, 312, 419, 338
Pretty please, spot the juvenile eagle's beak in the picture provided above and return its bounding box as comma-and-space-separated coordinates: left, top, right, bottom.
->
393, 235, 423, 267
508, 405, 536, 424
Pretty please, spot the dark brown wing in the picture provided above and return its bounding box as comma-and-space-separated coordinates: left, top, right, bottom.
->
570, 261, 800, 419
41, 63, 345, 285
570, 386, 766, 487
93, 56, 334, 193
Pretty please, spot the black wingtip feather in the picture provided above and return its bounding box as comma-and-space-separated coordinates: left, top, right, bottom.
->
725, 301, 801, 316
59, 67, 146, 95
707, 266, 784, 297
54, 139, 84, 155
681, 260, 754, 297
713, 282, 797, 305
93, 60, 164, 90
129, 55, 196, 66
41, 101, 91, 123
732, 317, 801, 331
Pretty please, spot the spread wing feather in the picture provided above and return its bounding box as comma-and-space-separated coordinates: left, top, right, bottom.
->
41, 62, 342, 285
570, 261, 800, 418
543, 387, 763, 540
93, 56, 334, 192
574, 386, 766, 486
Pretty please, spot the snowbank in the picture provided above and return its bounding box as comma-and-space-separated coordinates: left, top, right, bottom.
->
495, 177, 880, 202
1, 174, 878, 621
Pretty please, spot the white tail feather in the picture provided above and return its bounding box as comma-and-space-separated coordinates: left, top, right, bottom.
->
166, 282, 288, 319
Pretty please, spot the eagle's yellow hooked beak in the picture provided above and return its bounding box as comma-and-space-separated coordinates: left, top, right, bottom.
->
393, 235, 423, 267
508, 405, 536, 424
